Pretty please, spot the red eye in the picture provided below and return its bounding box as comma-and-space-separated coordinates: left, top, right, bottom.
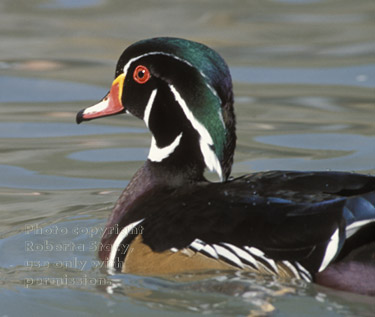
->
133, 65, 150, 84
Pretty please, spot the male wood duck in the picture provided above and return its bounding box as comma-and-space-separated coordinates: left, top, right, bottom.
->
77, 37, 375, 296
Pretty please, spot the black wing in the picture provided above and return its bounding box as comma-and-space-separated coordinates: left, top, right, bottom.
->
116, 171, 375, 275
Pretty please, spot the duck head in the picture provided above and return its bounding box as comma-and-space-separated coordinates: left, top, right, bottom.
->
77, 37, 236, 181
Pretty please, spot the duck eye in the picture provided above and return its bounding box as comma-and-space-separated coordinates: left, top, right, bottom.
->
133, 65, 150, 84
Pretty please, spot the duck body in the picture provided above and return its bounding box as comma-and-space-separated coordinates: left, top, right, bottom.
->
77, 37, 375, 295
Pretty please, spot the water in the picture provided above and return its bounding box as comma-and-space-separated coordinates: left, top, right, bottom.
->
1, 0, 374, 316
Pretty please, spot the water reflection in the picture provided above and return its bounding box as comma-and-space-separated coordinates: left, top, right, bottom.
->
39, 0, 104, 9
0, 76, 107, 103
0, 122, 146, 138
236, 133, 375, 172
0, 165, 127, 190
0, 59, 104, 72
1, 0, 375, 316
69, 148, 148, 162
231, 65, 375, 88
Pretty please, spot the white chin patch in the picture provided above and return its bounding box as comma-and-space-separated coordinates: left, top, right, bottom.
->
143, 88, 183, 162
148, 133, 183, 162
169, 84, 223, 180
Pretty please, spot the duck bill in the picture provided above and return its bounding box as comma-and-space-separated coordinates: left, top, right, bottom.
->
76, 74, 126, 124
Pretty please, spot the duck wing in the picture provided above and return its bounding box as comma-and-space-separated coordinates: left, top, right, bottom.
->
111, 171, 375, 278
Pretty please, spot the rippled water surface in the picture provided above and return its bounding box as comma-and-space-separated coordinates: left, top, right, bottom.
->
1, 0, 374, 316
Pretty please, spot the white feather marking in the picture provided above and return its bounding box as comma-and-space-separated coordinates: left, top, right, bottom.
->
122, 52, 220, 109
318, 228, 340, 272
148, 133, 183, 162
201, 244, 219, 259
246, 246, 264, 257
346, 219, 375, 239
169, 84, 223, 180
264, 259, 278, 273
295, 262, 312, 281
205, 82, 220, 101
170, 247, 178, 253
123, 51, 194, 77
281, 261, 301, 279
122, 51, 223, 178
217, 108, 225, 128
143, 89, 157, 127
213, 244, 244, 268
222, 243, 259, 268
244, 246, 279, 273
108, 219, 144, 273
189, 238, 206, 252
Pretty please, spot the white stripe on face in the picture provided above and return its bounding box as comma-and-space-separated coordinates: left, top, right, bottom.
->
169, 84, 223, 180
143, 89, 157, 127
122, 51, 223, 177
123, 51, 194, 77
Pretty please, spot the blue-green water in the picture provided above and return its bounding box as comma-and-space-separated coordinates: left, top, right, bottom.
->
1, 0, 374, 316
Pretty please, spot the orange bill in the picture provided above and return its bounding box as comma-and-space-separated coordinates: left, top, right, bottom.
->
76, 74, 126, 124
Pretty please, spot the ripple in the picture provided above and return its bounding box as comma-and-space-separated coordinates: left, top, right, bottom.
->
231, 65, 375, 88
0, 165, 127, 190
236, 134, 375, 172
255, 133, 374, 151
39, 0, 104, 9
0, 76, 108, 103
0, 122, 146, 138
68, 148, 148, 162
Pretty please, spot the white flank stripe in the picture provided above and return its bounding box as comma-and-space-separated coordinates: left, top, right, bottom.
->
346, 219, 375, 238
213, 244, 244, 268
201, 244, 219, 259
245, 246, 279, 273
222, 243, 259, 268
169, 84, 223, 180
282, 261, 300, 279
318, 228, 340, 272
264, 259, 278, 273
189, 238, 206, 252
295, 262, 312, 281
143, 89, 157, 127
148, 132, 183, 162
170, 247, 178, 253
108, 219, 144, 273
246, 246, 264, 257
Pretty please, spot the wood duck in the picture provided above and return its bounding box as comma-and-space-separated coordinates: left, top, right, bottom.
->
76, 37, 375, 296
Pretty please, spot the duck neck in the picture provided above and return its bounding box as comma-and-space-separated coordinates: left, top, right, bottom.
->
104, 158, 205, 234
